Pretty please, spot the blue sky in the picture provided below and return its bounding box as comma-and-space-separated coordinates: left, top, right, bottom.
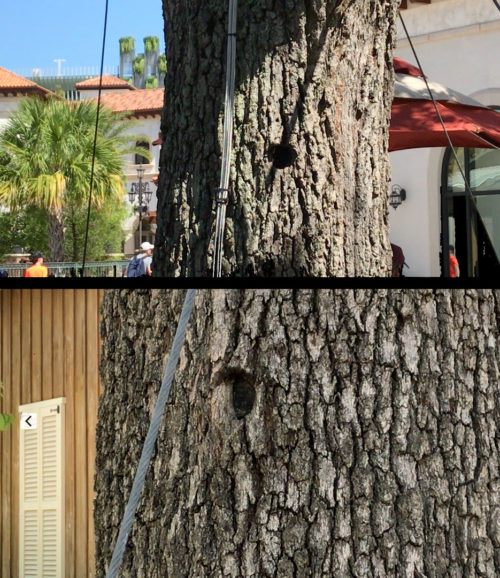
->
0, 0, 165, 76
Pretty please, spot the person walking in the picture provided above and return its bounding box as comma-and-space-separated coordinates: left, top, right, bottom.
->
126, 242, 154, 277
24, 252, 49, 278
449, 245, 460, 277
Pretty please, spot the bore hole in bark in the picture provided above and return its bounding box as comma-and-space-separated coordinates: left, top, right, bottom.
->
270, 144, 297, 169
230, 373, 256, 419
318, 94, 329, 114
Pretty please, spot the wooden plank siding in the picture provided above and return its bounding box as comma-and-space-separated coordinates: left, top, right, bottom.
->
0, 289, 103, 578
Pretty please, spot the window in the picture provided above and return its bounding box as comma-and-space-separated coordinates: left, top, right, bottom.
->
441, 144, 500, 277
135, 141, 150, 165
19, 398, 65, 578
64, 90, 80, 102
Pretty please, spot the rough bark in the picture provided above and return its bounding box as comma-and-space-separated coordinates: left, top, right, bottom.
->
94, 289, 500, 577
155, 1, 400, 276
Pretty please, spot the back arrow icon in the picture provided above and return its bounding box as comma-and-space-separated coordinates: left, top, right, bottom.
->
25, 415, 32, 427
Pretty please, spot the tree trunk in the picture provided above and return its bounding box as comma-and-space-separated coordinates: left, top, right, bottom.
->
94, 289, 500, 577
65, 204, 79, 262
154, 1, 400, 276
48, 207, 65, 261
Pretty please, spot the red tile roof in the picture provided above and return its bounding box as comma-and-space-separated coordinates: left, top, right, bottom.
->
75, 75, 137, 90
0, 66, 52, 96
97, 89, 164, 117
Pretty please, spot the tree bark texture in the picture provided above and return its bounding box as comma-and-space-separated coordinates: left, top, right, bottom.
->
155, 1, 401, 276
94, 289, 499, 577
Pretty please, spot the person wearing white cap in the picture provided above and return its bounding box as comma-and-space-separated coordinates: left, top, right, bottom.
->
126, 241, 154, 277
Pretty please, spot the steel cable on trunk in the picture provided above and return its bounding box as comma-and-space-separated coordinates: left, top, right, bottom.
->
105, 289, 197, 578
212, 0, 238, 277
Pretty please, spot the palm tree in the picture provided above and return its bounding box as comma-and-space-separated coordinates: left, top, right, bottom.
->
0, 96, 146, 261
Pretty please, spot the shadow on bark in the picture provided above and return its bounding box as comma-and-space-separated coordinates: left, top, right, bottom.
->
154, 1, 397, 276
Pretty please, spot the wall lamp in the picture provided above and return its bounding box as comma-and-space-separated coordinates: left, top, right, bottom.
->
390, 184, 407, 209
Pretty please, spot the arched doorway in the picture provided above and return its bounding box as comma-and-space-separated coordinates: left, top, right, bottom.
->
441, 146, 500, 278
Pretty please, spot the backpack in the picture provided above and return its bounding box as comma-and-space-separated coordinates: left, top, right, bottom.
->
127, 255, 146, 277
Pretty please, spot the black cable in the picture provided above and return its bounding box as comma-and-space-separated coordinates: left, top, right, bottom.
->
399, 13, 473, 187
399, 11, 500, 276
493, 0, 500, 12
81, 0, 109, 276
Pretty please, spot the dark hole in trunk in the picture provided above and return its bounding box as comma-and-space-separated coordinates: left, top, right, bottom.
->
270, 144, 297, 169
232, 375, 256, 419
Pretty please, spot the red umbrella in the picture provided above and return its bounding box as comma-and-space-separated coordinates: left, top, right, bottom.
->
389, 58, 500, 151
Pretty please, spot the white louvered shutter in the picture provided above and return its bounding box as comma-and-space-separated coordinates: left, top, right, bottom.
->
19, 398, 65, 578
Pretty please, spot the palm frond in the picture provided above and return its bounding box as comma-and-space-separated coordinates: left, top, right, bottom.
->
0, 96, 136, 213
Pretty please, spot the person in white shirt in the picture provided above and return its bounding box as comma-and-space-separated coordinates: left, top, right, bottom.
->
126, 242, 154, 277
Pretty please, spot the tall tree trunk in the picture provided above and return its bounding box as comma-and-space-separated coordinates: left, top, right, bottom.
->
68, 205, 78, 262
94, 289, 500, 577
154, 1, 400, 276
48, 207, 65, 261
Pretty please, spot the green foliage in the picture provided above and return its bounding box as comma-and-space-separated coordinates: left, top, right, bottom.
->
0, 206, 48, 259
0, 96, 146, 261
0, 96, 135, 211
0, 413, 14, 431
145, 76, 158, 89
144, 36, 159, 53
133, 56, 145, 75
0, 201, 130, 262
157, 55, 167, 75
0, 382, 14, 432
119, 37, 135, 54
63, 201, 131, 262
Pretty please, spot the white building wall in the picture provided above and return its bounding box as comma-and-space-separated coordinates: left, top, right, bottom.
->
78, 88, 132, 99
77, 87, 162, 244
390, 0, 500, 275
0, 96, 22, 130
121, 116, 161, 255
122, 117, 161, 196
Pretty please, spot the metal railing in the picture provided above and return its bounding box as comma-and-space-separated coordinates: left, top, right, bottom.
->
14, 65, 120, 80
0, 260, 129, 278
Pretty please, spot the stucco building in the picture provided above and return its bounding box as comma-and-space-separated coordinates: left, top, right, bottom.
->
0, 67, 51, 132
0, 66, 163, 258
72, 77, 163, 254
391, 0, 500, 277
